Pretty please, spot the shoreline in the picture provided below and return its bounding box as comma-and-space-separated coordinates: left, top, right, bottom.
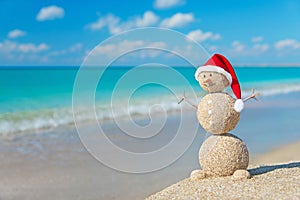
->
2, 89, 300, 138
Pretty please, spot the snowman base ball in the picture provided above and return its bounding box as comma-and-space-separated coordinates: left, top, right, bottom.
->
191, 133, 250, 179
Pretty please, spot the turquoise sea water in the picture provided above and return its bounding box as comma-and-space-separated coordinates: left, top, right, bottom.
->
1, 66, 300, 135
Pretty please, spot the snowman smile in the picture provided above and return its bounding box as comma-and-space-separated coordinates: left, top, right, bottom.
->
203, 82, 214, 87
203, 78, 214, 87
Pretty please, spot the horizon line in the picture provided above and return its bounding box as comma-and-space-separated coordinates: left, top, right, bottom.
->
1, 63, 300, 68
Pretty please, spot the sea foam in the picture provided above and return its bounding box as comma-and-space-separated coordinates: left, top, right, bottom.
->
1, 81, 300, 136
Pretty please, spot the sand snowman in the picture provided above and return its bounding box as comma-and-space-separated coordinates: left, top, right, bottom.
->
181, 54, 258, 179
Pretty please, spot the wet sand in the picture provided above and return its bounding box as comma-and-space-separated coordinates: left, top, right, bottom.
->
0, 112, 203, 200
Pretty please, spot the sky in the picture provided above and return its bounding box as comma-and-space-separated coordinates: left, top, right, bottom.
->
1, 0, 300, 66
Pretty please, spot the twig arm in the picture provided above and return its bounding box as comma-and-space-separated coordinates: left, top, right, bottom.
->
243, 89, 260, 102
178, 91, 198, 109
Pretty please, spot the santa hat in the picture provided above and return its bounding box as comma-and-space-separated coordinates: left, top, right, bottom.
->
195, 53, 244, 112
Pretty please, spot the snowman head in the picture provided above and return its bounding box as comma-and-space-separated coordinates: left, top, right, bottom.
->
196, 71, 230, 93
195, 53, 244, 112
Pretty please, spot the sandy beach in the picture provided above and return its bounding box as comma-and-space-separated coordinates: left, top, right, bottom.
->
0, 127, 299, 200
146, 163, 300, 199
0, 111, 199, 200
0, 93, 300, 200
146, 141, 300, 200
0, 116, 299, 200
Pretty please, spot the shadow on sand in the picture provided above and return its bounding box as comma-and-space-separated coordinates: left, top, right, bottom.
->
249, 161, 300, 176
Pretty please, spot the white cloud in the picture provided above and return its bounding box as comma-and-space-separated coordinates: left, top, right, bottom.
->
232, 41, 245, 53
135, 11, 159, 27
186, 29, 221, 42
140, 41, 168, 58
48, 49, 67, 56
0, 40, 17, 52
87, 11, 159, 34
86, 40, 168, 65
93, 40, 144, 56
93, 40, 166, 55
160, 13, 194, 28
226, 41, 270, 57
87, 14, 120, 31
36, 5, 65, 21
154, 0, 185, 9
87, 12, 195, 34
8, 29, 26, 39
253, 44, 269, 52
207, 45, 218, 52
0, 40, 50, 65
69, 43, 82, 52
48, 43, 83, 57
275, 39, 300, 50
18, 43, 49, 53
252, 36, 264, 43
0, 40, 49, 53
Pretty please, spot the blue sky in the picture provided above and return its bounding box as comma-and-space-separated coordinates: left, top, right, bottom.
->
1, 0, 300, 66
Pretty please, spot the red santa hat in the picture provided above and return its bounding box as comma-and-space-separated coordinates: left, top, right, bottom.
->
195, 53, 244, 112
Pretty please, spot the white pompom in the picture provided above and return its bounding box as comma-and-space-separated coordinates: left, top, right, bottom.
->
234, 99, 244, 112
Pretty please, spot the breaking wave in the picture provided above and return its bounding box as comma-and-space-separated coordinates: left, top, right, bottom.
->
1, 81, 300, 136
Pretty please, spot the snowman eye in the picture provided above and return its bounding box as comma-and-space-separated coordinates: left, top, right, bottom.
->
210, 73, 212, 77
203, 74, 206, 78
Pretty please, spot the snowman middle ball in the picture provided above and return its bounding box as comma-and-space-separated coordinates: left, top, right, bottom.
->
197, 93, 240, 134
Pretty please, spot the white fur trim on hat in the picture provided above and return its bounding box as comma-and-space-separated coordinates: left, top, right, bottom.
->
194, 65, 232, 84
234, 99, 244, 112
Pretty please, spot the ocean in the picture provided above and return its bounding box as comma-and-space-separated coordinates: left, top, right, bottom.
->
1, 66, 300, 136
